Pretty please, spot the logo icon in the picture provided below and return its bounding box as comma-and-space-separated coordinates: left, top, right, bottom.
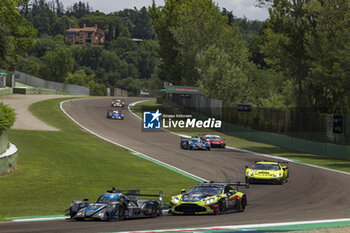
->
143, 109, 161, 129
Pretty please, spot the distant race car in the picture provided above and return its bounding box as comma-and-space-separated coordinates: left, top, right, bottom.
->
180, 137, 211, 150
245, 161, 289, 185
111, 99, 125, 107
107, 110, 124, 120
169, 182, 248, 215
67, 188, 163, 221
203, 135, 226, 148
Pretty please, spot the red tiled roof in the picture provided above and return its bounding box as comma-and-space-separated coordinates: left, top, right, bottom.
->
66, 27, 99, 33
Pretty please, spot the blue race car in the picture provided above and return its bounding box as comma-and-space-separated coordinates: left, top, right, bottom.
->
180, 137, 211, 150
107, 110, 124, 120
68, 188, 163, 221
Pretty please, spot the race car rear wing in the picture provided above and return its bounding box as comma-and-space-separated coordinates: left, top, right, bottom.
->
107, 188, 163, 203
228, 182, 250, 190
127, 191, 163, 205
254, 160, 289, 164
202, 181, 249, 190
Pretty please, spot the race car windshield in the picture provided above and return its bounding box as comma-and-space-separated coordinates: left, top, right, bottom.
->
253, 164, 280, 171
205, 136, 221, 141
193, 139, 201, 143
97, 196, 121, 203
188, 186, 222, 195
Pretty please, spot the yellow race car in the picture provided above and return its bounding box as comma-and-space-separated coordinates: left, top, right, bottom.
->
245, 161, 289, 185
169, 182, 248, 215
111, 99, 125, 107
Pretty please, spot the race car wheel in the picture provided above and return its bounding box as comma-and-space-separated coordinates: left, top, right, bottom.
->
233, 195, 247, 212
206, 147, 211, 151
117, 205, 125, 221
150, 204, 158, 218
69, 207, 76, 219
241, 196, 247, 212
217, 200, 224, 214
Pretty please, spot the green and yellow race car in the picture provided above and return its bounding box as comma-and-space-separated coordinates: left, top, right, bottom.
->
245, 161, 289, 185
169, 182, 248, 215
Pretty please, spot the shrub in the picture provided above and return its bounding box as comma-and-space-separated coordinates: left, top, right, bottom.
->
0, 103, 16, 132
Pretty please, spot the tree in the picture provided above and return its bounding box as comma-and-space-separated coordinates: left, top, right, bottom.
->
0, 0, 36, 67
150, 0, 183, 84
51, 15, 78, 35
304, 0, 350, 113
197, 26, 256, 103
259, 0, 350, 113
65, 69, 105, 96
115, 7, 154, 39
259, 0, 314, 108
170, 0, 230, 85
40, 47, 74, 82
0, 26, 9, 67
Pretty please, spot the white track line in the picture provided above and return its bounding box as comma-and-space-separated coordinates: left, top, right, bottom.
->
116, 218, 350, 233
60, 99, 208, 182
11, 216, 67, 222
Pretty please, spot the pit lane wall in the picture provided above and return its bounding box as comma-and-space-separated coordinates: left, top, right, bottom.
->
14, 71, 90, 95
0, 132, 18, 176
168, 94, 350, 160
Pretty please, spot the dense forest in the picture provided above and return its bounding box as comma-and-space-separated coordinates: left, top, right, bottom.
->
0, 0, 263, 96
151, 0, 350, 114
2, 0, 349, 114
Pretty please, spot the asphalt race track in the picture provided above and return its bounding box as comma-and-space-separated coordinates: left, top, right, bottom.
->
1, 97, 350, 233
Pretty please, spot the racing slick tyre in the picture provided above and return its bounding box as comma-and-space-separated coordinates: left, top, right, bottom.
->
241, 195, 247, 212
150, 203, 158, 218
69, 207, 76, 219
235, 196, 247, 212
214, 200, 224, 215
206, 147, 211, 151
117, 205, 125, 221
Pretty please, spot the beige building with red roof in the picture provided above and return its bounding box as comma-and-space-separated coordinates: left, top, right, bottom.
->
66, 24, 105, 45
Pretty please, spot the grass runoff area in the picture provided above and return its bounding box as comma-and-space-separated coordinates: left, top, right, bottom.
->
0, 97, 198, 221
132, 100, 350, 174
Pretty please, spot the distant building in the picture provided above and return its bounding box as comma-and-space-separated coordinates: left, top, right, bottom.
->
66, 24, 105, 45
131, 38, 144, 44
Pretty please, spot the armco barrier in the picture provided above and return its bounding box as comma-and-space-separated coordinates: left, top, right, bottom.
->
0, 144, 18, 176
14, 71, 89, 95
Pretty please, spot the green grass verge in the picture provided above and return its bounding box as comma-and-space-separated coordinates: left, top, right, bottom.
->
131, 100, 350, 173
0, 97, 197, 220
14, 82, 32, 87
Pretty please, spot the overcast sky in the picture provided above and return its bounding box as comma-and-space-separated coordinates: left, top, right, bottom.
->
58, 0, 269, 21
